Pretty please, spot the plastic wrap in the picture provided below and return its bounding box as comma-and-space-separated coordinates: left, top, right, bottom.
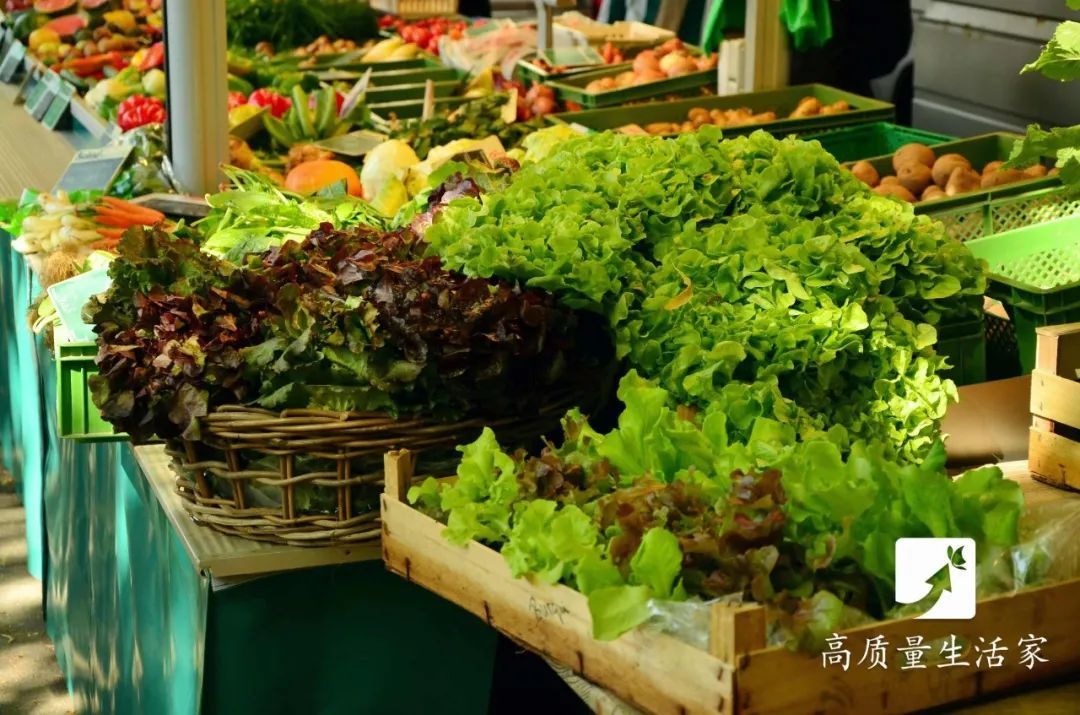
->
639, 480, 1080, 653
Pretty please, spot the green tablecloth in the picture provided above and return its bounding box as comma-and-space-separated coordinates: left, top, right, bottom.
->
44, 442, 497, 714
0, 231, 46, 579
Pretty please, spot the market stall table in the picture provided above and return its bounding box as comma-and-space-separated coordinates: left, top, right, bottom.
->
45, 441, 498, 714
0, 77, 100, 580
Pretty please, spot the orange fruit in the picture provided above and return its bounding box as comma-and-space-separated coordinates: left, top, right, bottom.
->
284, 160, 362, 197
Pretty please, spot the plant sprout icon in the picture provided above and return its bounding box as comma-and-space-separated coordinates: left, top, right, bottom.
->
928, 545, 967, 594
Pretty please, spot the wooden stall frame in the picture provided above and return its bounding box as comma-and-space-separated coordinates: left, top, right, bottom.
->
1029, 323, 1080, 490
382, 450, 1080, 715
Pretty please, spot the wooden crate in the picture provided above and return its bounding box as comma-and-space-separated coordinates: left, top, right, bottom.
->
1029, 323, 1080, 490
382, 451, 1080, 715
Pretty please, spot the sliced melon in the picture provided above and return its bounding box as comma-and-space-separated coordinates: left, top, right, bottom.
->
44, 14, 86, 37
81, 0, 113, 9
33, 0, 78, 14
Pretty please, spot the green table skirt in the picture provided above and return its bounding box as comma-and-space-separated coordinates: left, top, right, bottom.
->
44, 439, 497, 713
0, 230, 47, 579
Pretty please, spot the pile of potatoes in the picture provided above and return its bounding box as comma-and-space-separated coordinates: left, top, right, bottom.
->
848, 143, 1051, 204
640, 97, 851, 136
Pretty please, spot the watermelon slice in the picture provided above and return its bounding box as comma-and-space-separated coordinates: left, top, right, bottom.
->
33, 0, 77, 13
81, 0, 111, 9
44, 13, 86, 36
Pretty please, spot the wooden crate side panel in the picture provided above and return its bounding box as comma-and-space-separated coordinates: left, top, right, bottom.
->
1035, 323, 1080, 378
736, 578, 1080, 714
381, 495, 735, 715
1030, 370, 1080, 431
1029, 427, 1080, 490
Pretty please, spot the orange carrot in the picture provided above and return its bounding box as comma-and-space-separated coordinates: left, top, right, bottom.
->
96, 228, 125, 239
94, 215, 136, 228
100, 196, 165, 223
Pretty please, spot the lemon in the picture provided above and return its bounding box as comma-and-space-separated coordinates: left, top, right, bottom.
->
28, 28, 61, 53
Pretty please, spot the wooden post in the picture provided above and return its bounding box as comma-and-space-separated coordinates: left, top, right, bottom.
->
707, 603, 767, 665
384, 449, 415, 503
745, 0, 790, 91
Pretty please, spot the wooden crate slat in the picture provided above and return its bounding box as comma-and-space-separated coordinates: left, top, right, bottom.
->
1029, 427, 1080, 490
736, 578, 1080, 714
380, 494, 735, 715
1030, 370, 1080, 431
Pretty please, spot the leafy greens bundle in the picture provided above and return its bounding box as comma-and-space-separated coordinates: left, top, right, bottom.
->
411, 372, 1024, 643
87, 223, 610, 442
425, 128, 987, 461
196, 168, 387, 263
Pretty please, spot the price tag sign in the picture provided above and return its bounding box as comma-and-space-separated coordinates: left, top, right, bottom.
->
0, 41, 27, 83
13, 66, 35, 105
27, 70, 59, 121
42, 79, 75, 130
1, 27, 14, 55
53, 143, 134, 194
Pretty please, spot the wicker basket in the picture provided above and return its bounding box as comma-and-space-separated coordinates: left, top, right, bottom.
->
171, 398, 576, 547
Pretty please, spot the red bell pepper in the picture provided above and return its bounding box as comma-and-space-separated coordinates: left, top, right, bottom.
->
116, 94, 166, 132
138, 42, 165, 72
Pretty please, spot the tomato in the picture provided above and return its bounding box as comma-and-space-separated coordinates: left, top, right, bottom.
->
413, 27, 432, 47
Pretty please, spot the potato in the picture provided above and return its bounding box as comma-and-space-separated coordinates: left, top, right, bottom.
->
820, 100, 850, 115
750, 111, 777, 124
931, 154, 972, 188
790, 97, 822, 118
688, 107, 710, 123
893, 143, 936, 173
981, 160, 1004, 176
981, 168, 1026, 188
1023, 164, 1049, 179
645, 122, 676, 135
921, 185, 947, 202
945, 167, 981, 196
874, 183, 916, 202
850, 160, 880, 187
632, 50, 660, 75
880, 175, 901, 186
898, 162, 933, 195
1050, 167, 1061, 177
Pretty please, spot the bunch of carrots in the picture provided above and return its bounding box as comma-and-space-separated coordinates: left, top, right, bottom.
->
91, 197, 166, 250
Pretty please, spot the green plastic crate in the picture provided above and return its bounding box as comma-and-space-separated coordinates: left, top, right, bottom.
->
365, 80, 460, 104
369, 95, 470, 120
546, 63, 715, 109
367, 67, 459, 86
985, 312, 1021, 380
966, 216, 1080, 373
56, 340, 123, 442
936, 317, 987, 386
553, 84, 893, 137
932, 185, 1080, 243
803, 122, 955, 163
857, 133, 1059, 217
302, 50, 442, 72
